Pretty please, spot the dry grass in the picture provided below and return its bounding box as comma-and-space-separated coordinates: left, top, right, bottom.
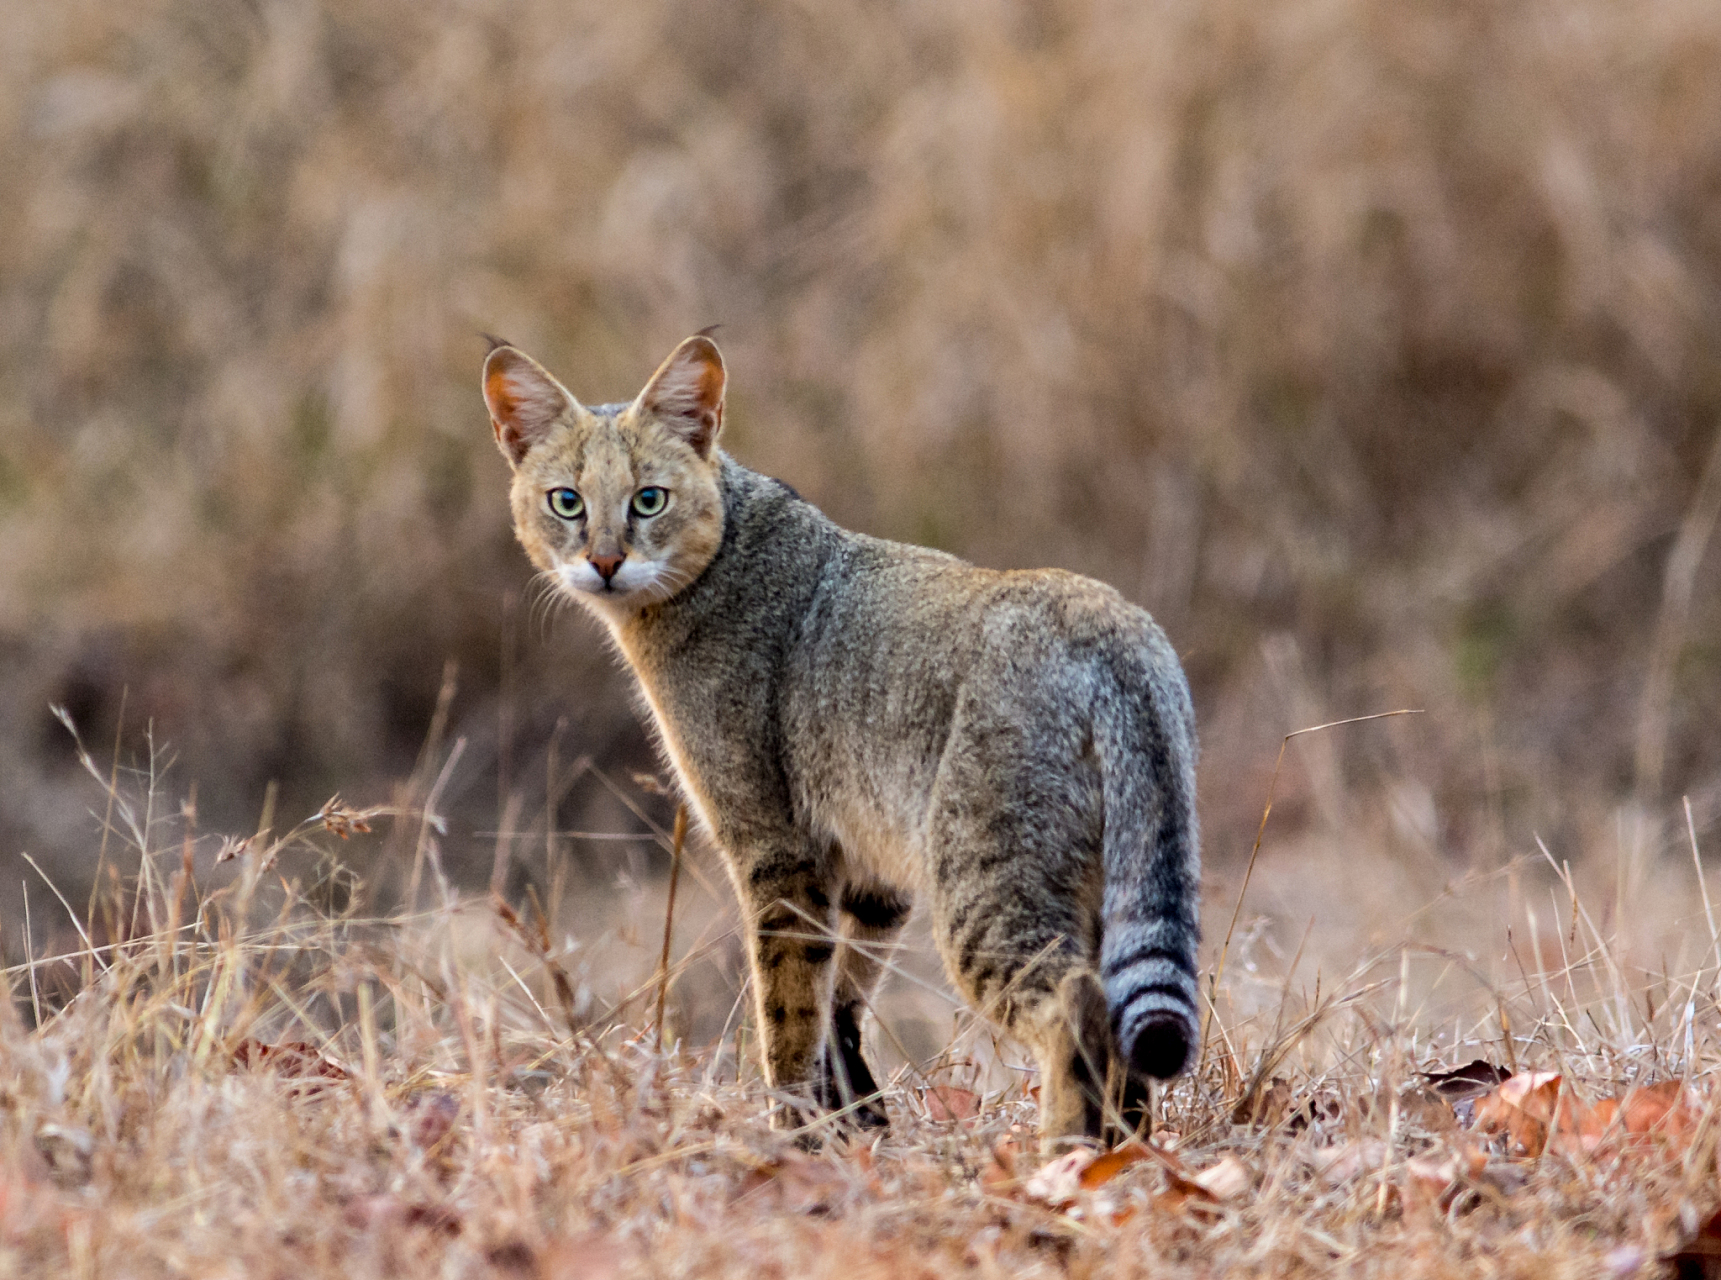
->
2, 725, 1718, 1278
3, 0, 1720, 897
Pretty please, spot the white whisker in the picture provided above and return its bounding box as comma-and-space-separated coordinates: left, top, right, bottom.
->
528, 570, 571, 637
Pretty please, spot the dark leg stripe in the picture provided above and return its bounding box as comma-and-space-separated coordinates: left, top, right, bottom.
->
839, 886, 912, 931
757, 904, 814, 936
968, 962, 1000, 998
746, 857, 820, 887
955, 919, 990, 982
944, 898, 975, 940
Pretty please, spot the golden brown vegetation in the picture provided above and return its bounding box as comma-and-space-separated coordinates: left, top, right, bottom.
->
4, 721, 1721, 1277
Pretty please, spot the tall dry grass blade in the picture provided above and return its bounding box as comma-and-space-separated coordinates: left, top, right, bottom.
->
585, 764, 725, 905
83, 688, 127, 972
407, 737, 465, 913
654, 805, 688, 1053
1202, 710, 1423, 1068
22, 881, 40, 1029
1689, 796, 1719, 971
357, 979, 382, 1120
489, 790, 524, 900
21, 852, 101, 974
498, 587, 519, 813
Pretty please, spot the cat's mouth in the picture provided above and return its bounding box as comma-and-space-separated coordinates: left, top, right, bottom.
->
557, 557, 675, 606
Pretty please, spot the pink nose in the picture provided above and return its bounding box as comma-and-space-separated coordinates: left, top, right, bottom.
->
589, 552, 625, 583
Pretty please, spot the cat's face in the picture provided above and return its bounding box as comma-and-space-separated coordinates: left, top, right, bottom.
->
483, 336, 727, 618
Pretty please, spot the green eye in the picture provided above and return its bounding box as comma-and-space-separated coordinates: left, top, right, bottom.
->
547, 488, 584, 520
631, 486, 668, 517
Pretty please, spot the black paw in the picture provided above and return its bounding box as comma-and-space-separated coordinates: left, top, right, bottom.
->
846, 1098, 890, 1131
812, 1078, 890, 1132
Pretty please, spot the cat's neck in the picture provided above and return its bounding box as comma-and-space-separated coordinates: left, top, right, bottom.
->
605, 455, 822, 669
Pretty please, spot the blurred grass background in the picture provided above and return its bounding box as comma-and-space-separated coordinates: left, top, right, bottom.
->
2, 0, 1720, 949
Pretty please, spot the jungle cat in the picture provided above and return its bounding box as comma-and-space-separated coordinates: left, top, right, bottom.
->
482, 333, 1202, 1148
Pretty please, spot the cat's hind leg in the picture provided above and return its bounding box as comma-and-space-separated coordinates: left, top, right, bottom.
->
924, 691, 1119, 1151
932, 891, 1114, 1149
815, 880, 912, 1130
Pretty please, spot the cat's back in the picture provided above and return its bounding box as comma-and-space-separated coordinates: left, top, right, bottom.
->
710, 455, 1182, 721
781, 511, 1189, 893
810, 522, 1169, 681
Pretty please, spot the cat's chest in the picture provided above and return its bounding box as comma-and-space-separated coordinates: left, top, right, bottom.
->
629, 676, 725, 831
621, 638, 785, 815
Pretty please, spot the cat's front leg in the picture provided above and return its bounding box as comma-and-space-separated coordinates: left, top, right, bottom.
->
734, 844, 839, 1125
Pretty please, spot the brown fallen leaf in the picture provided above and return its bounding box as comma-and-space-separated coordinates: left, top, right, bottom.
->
1469, 1072, 1700, 1162
1142, 1143, 1247, 1218
923, 1085, 980, 1122
1157, 1172, 1220, 1216
1190, 1154, 1251, 1200
1026, 1139, 1178, 1210
1581, 1097, 1620, 1148
1472, 1071, 1576, 1158
1401, 1141, 1489, 1212
1579, 1080, 1700, 1156
1618, 1080, 1698, 1142
1024, 1149, 1097, 1206
1078, 1142, 1155, 1190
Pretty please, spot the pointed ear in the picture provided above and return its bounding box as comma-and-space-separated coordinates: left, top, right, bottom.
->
633, 335, 726, 458
483, 346, 578, 466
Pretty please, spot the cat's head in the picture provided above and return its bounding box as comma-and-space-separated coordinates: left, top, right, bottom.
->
482, 334, 727, 616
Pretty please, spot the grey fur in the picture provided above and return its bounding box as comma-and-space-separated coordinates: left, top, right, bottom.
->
485, 337, 1201, 1148
627, 458, 1201, 1136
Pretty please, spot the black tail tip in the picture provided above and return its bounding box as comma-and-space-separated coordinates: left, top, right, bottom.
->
1129, 1014, 1195, 1080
